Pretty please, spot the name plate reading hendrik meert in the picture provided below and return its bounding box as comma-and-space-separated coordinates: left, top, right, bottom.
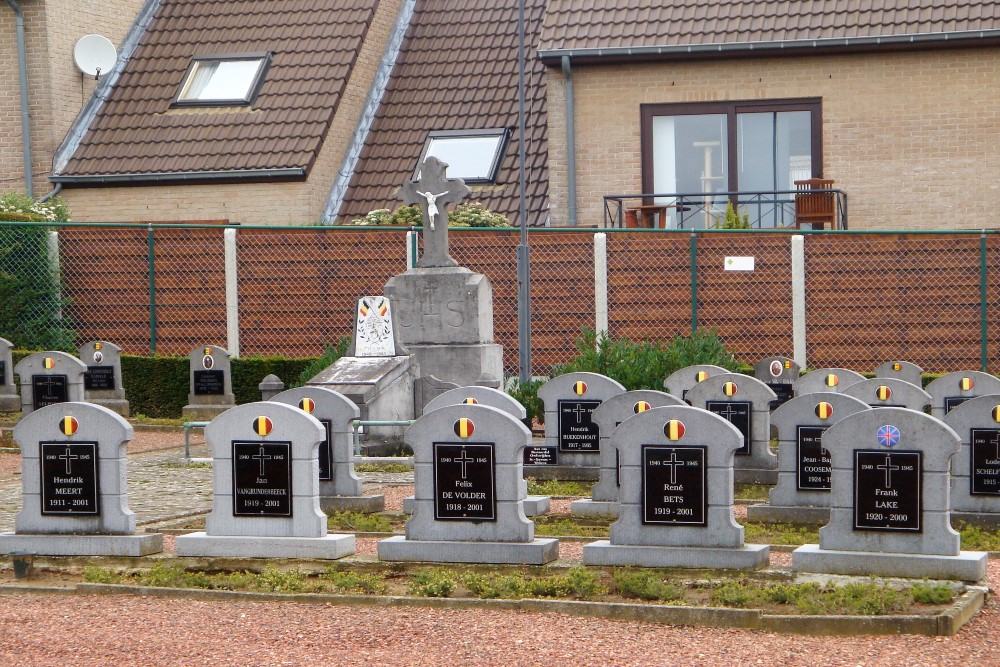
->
642, 444, 706, 525
854, 450, 921, 532
557, 399, 601, 452
32, 375, 69, 409
40, 442, 100, 515
193, 370, 225, 395
433, 442, 496, 521
705, 401, 752, 455
84, 366, 116, 391
232, 441, 292, 517
796, 426, 831, 491
971, 428, 1000, 495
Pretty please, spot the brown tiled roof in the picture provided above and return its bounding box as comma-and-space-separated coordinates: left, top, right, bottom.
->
539, 0, 1000, 57
338, 0, 550, 227
59, 0, 377, 180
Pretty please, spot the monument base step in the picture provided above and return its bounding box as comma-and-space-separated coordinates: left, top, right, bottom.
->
745, 503, 830, 525
570, 499, 619, 519
523, 465, 599, 481
0, 395, 21, 413
734, 468, 778, 485
0, 532, 163, 557
182, 404, 235, 421
175, 532, 355, 559
402, 495, 550, 517
951, 511, 1000, 531
320, 494, 385, 514
582, 540, 770, 570
377, 535, 558, 565
792, 544, 988, 582
87, 398, 130, 418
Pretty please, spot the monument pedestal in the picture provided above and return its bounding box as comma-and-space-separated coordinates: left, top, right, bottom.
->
0, 395, 19, 413
181, 402, 235, 421
89, 398, 130, 418
570, 499, 619, 518
321, 494, 385, 514
0, 532, 162, 557
176, 533, 355, 559
378, 535, 558, 565
792, 544, 988, 581
583, 540, 770, 570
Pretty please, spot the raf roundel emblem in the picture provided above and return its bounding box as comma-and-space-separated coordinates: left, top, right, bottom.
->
573, 381, 588, 396
44, 357, 56, 370
961, 376, 974, 392
203, 354, 214, 370
93, 351, 104, 364
463, 397, 479, 405
633, 401, 652, 414
815, 402, 833, 420
454, 418, 475, 438
876, 385, 892, 401
877, 424, 901, 449
664, 419, 685, 441
59, 416, 79, 436
254, 416, 273, 437
298, 397, 316, 414
769, 360, 783, 377
723, 381, 738, 397
825, 374, 839, 388
695, 370, 709, 382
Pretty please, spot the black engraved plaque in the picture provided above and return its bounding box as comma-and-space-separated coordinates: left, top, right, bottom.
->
796, 426, 831, 491
32, 375, 68, 409
232, 441, 292, 516
523, 445, 558, 466
944, 397, 969, 414
318, 419, 333, 482
40, 442, 100, 515
0, 359, 5, 385
767, 382, 795, 410
642, 445, 706, 525
853, 450, 921, 532
84, 366, 116, 391
706, 401, 752, 455
558, 399, 601, 452
970, 428, 1000, 495
433, 442, 496, 521
193, 369, 225, 395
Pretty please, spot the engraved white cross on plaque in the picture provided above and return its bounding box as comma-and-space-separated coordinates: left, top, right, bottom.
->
59, 448, 79, 475
571, 404, 588, 424
715, 404, 739, 421
877, 455, 900, 488
253, 447, 273, 477
455, 449, 475, 479
663, 451, 684, 485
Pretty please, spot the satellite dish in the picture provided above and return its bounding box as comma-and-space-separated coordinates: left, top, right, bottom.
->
73, 34, 117, 79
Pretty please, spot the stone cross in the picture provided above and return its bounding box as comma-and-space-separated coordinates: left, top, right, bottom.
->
399, 156, 470, 268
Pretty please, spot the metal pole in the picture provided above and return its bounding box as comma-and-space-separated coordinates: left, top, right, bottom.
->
980, 231, 988, 372
516, 0, 531, 382
147, 224, 157, 354
689, 232, 698, 334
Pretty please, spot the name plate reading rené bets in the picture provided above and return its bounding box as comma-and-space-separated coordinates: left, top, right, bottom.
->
193, 370, 225, 395
642, 445, 706, 525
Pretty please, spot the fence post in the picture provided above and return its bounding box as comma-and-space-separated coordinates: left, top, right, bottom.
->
791, 234, 807, 368
406, 230, 418, 269
46, 231, 63, 321
689, 232, 698, 333
594, 232, 608, 338
224, 227, 240, 357
146, 223, 157, 354
981, 231, 988, 372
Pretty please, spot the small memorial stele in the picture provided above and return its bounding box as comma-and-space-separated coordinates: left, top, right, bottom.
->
271, 386, 385, 514
662, 364, 729, 403
0, 337, 19, 412
792, 367, 865, 397
378, 403, 559, 564
14, 351, 87, 415
582, 405, 769, 569
182, 345, 236, 420
944, 395, 1000, 529
874, 360, 924, 388
746, 393, 870, 524
925, 371, 1000, 419
792, 407, 987, 581
79, 341, 130, 417
0, 402, 162, 556
842, 377, 931, 411
571, 390, 685, 519
754, 356, 800, 410
175, 402, 355, 559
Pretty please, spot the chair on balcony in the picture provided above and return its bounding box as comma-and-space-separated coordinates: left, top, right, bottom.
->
794, 178, 836, 229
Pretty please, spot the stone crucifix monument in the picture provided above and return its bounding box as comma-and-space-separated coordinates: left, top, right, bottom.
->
400, 156, 469, 268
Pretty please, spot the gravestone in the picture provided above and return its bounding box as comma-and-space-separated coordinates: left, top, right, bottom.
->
686, 373, 778, 484
532, 372, 626, 480
79, 341, 130, 417
0, 402, 162, 555
754, 356, 800, 410
747, 393, 870, 524
925, 371, 1000, 419
662, 364, 729, 402
842, 378, 931, 411
875, 360, 924, 387
792, 367, 865, 397
378, 403, 559, 564
14, 351, 87, 415
259, 374, 284, 401
792, 407, 987, 581
181, 345, 236, 420
0, 337, 19, 412
175, 401, 355, 558
582, 405, 769, 569
571, 390, 685, 518
272, 386, 384, 513
944, 395, 1000, 529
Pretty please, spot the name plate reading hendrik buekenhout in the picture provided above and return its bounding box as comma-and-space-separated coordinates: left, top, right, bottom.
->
971, 428, 1000, 495
33, 375, 69, 409
854, 450, 921, 532
642, 444, 706, 525
705, 401, 752, 455
232, 441, 292, 517
557, 399, 601, 452
433, 442, 496, 521
796, 425, 831, 491
40, 441, 100, 515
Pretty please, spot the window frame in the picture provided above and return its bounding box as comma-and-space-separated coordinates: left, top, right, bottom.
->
415, 128, 510, 184
172, 52, 273, 108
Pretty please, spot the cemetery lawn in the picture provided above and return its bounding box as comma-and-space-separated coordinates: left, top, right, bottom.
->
526, 478, 593, 497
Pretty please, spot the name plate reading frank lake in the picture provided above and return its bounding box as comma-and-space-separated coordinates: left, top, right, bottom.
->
232, 441, 292, 517
971, 428, 1000, 495
193, 370, 225, 396
40, 442, 100, 515
796, 426, 831, 491
433, 442, 496, 521
557, 400, 601, 452
705, 401, 752, 455
854, 450, 921, 532
84, 366, 116, 391
642, 445, 706, 525
32, 375, 68, 409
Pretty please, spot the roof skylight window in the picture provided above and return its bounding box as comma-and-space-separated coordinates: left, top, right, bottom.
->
174, 53, 271, 106
417, 129, 509, 183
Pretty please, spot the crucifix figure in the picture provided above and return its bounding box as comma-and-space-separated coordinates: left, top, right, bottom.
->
399, 156, 470, 268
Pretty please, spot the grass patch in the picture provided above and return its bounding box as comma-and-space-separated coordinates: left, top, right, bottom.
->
740, 521, 819, 546
161, 461, 212, 469
957, 523, 1000, 551
129, 414, 188, 428
612, 568, 686, 602
327, 510, 398, 533
533, 515, 612, 538
525, 478, 593, 497
733, 484, 770, 501
462, 567, 605, 600
353, 462, 412, 474
705, 579, 918, 615
407, 569, 457, 597
323, 566, 388, 595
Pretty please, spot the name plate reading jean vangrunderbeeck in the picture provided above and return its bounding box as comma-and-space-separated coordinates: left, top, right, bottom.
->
433, 442, 497, 521
558, 400, 601, 453
40, 441, 100, 515
232, 441, 292, 517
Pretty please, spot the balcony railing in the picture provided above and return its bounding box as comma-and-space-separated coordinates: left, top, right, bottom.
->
603, 189, 848, 230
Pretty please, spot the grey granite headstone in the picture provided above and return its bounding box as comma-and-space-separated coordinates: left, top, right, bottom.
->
686, 373, 778, 484
842, 378, 931, 412
271, 386, 384, 514
0, 402, 162, 556
944, 394, 1000, 529
79, 341, 130, 417
583, 405, 769, 569
754, 356, 800, 409
662, 364, 729, 403
747, 393, 870, 524
0, 337, 19, 412
378, 403, 559, 564
14, 351, 87, 415
181, 345, 236, 420
792, 407, 987, 581
571, 390, 685, 518
874, 360, 924, 387
175, 401, 354, 559
792, 368, 865, 397
925, 371, 1000, 419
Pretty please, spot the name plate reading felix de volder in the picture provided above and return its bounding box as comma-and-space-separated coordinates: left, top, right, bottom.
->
433, 442, 496, 521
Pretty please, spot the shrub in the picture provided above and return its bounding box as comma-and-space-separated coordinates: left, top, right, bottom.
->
407, 569, 456, 597
295, 337, 351, 387
323, 567, 388, 595
713, 201, 751, 229
0, 191, 71, 223
351, 202, 510, 228
507, 377, 544, 426
612, 569, 686, 602
910, 582, 955, 605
